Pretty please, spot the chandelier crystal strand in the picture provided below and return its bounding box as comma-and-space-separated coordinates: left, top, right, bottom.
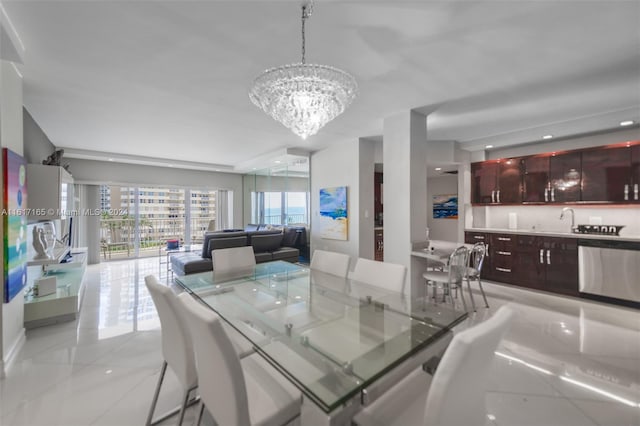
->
249, 1, 357, 139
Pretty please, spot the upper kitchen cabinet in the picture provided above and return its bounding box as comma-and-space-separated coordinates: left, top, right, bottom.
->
549, 151, 582, 203
632, 144, 640, 203
581, 142, 640, 203
522, 152, 581, 203
471, 158, 522, 204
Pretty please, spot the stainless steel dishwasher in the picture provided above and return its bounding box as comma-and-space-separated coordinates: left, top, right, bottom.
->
578, 239, 640, 303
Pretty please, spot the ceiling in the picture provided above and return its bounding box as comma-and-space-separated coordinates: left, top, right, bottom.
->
3, 1, 639, 172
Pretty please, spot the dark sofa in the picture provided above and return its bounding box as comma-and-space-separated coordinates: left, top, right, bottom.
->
170, 227, 302, 276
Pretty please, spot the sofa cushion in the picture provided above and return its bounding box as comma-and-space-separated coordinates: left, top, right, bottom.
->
246, 229, 283, 244
201, 231, 248, 258
271, 247, 300, 262
171, 253, 213, 275
207, 235, 247, 256
245, 224, 260, 232
251, 233, 283, 253
254, 252, 273, 263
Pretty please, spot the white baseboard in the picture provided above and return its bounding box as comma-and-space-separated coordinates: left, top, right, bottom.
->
0, 327, 26, 379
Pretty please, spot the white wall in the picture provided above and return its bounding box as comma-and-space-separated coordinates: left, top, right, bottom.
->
0, 60, 26, 377
65, 158, 244, 228
427, 175, 459, 241
310, 138, 361, 262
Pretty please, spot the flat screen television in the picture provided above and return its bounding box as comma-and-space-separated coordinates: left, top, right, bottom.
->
60, 217, 74, 263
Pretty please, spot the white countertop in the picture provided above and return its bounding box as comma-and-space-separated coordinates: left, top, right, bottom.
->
466, 228, 640, 243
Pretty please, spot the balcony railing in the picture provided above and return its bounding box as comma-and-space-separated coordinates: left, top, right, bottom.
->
100, 216, 214, 259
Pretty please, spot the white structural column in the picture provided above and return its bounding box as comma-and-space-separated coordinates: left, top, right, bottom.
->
383, 110, 429, 301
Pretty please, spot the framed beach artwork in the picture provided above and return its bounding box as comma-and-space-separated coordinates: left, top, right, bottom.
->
433, 194, 458, 219
319, 186, 348, 240
3, 148, 28, 303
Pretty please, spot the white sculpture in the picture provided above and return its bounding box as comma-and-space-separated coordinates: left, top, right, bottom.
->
32, 226, 51, 259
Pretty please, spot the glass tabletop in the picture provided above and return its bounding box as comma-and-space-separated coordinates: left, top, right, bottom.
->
175, 261, 467, 413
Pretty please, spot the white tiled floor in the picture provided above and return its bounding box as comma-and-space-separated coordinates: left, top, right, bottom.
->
1, 257, 639, 426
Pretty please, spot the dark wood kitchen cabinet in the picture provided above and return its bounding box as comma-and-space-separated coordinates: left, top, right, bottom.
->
466, 231, 579, 296
471, 158, 522, 204
632, 144, 640, 203
582, 143, 640, 203
488, 233, 516, 284
464, 232, 493, 281
522, 152, 581, 203
512, 235, 578, 295
374, 228, 383, 261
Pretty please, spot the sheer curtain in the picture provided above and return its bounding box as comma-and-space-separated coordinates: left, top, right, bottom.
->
216, 190, 233, 230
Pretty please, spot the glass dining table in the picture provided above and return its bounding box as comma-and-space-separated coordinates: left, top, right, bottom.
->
175, 261, 467, 424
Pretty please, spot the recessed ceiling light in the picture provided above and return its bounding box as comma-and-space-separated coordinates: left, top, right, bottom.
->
108, 158, 114, 162
543, 135, 553, 140
485, 145, 493, 149
168, 164, 174, 168
435, 167, 442, 171
274, 160, 281, 164
620, 120, 634, 126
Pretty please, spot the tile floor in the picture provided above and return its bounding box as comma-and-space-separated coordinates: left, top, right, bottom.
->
1, 257, 639, 426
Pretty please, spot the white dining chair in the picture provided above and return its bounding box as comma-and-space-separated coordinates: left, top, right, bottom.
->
211, 246, 256, 273
423, 246, 470, 311
354, 305, 515, 426
310, 249, 351, 277
351, 258, 407, 294
144, 275, 198, 426
145, 275, 259, 425
177, 292, 301, 426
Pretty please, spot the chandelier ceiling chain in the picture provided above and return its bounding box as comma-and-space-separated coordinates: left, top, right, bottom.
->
249, 0, 357, 139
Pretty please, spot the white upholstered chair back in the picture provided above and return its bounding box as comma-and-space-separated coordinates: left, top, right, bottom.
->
423, 305, 515, 426
144, 275, 197, 390
351, 258, 407, 294
211, 246, 256, 273
178, 292, 251, 425
310, 249, 351, 277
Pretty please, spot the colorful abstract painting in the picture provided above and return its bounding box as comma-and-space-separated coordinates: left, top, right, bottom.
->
319, 186, 348, 240
3, 148, 28, 303
433, 194, 458, 219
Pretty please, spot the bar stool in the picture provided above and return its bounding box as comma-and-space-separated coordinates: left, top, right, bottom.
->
465, 242, 490, 309
422, 246, 470, 311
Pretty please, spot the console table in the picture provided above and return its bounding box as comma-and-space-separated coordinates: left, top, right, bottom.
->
24, 248, 88, 329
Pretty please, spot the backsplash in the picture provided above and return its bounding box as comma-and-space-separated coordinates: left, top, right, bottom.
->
470, 205, 640, 237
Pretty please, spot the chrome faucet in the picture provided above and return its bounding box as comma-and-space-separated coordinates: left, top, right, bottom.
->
560, 207, 575, 232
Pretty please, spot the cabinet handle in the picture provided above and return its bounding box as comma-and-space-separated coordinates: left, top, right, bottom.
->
635, 183, 639, 200
624, 184, 629, 201
544, 188, 548, 202
540, 249, 544, 264
496, 267, 511, 273
473, 235, 485, 240
497, 190, 501, 203
546, 249, 551, 265
497, 251, 511, 256
497, 237, 511, 241
551, 188, 555, 202
491, 190, 496, 203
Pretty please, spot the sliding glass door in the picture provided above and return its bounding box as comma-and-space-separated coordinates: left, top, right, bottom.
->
99, 185, 223, 259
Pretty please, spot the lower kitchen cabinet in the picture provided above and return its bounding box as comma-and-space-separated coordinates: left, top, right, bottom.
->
464, 232, 493, 281
514, 235, 578, 295
465, 231, 579, 297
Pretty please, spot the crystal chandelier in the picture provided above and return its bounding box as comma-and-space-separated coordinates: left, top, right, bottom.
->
249, 1, 358, 139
